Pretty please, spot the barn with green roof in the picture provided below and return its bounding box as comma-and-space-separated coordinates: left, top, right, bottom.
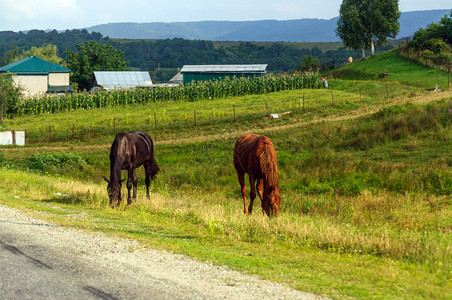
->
0, 56, 73, 97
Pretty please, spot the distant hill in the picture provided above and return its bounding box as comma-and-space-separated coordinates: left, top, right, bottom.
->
85, 9, 451, 42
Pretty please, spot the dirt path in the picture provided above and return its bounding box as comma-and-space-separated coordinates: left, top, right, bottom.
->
3, 89, 451, 154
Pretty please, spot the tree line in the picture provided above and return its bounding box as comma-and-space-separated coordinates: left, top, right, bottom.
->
402, 11, 452, 66
0, 29, 395, 76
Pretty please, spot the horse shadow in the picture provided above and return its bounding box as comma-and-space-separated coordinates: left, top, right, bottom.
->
41, 193, 103, 206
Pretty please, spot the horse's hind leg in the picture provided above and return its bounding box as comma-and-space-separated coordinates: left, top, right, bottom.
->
132, 169, 138, 200
143, 163, 153, 199
144, 171, 151, 199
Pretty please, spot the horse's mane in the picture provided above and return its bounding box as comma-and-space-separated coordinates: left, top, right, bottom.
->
257, 139, 278, 188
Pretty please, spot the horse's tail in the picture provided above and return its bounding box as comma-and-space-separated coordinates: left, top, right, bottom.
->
149, 140, 160, 180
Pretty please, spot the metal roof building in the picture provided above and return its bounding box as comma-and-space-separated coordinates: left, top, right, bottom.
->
180, 64, 267, 85
92, 71, 153, 91
0, 56, 71, 74
0, 56, 73, 97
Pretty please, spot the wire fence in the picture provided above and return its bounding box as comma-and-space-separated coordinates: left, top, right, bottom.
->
11, 93, 342, 144
398, 44, 452, 73
6, 76, 451, 145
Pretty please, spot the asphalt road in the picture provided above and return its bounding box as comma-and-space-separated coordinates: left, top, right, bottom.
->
0, 218, 177, 299
0, 204, 322, 300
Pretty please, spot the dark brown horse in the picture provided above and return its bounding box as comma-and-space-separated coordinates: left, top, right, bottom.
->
233, 134, 282, 216
103, 130, 160, 207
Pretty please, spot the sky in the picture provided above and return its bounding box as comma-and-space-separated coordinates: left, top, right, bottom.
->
0, 0, 450, 32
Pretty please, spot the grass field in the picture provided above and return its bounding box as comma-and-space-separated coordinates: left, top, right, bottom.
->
0, 50, 451, 299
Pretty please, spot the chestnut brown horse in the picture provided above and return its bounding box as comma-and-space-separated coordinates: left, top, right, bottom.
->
233, 134, 282, 216
103, 130, 160, 207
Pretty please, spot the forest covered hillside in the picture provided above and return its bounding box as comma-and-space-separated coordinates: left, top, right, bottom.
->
0, 29, 395, 77
85, 10, 450, 41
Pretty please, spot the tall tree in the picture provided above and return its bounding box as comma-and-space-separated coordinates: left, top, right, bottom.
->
1, 46, 19, 66
65, 41, 128, 91
22, 44, 63, 64
299, 54, 320, 73
336, 0, 366, 58
0, 74, 22, 122
336, 0, 401, 57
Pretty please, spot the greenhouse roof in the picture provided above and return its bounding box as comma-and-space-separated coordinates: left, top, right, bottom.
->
93, 71, 153, 90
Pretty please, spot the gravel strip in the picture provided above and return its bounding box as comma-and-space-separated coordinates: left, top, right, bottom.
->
0, 204, 325, 300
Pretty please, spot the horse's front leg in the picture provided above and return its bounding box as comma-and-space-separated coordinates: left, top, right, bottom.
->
248, 175, 257, 214
256, 179, 263, 201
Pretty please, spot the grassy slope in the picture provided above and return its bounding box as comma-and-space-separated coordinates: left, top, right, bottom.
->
326, 49, 446, 82
0, 50, 451, 299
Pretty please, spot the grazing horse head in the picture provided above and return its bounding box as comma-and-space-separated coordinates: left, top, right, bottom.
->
103, 176, 124, 207
263, 187, 283, 217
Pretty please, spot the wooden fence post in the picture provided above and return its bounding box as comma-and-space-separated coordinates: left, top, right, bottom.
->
265, 102, 270, 117
303, 94, 305, 110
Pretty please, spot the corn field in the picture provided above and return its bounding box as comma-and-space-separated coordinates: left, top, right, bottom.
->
11, 74, 322, 117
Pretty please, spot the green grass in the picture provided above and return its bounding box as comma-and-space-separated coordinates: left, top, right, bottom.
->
1, 88, 369, 144
0, 49, 451, 299
0, 166, 450, 299
1, 99, 451, 298
323, 49, 451, 104
326, 49, 448, 83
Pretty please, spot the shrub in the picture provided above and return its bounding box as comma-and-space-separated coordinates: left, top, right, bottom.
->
27, 151, 86, 172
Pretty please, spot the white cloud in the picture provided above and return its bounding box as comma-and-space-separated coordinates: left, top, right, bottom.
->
0, 0, 84, 27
